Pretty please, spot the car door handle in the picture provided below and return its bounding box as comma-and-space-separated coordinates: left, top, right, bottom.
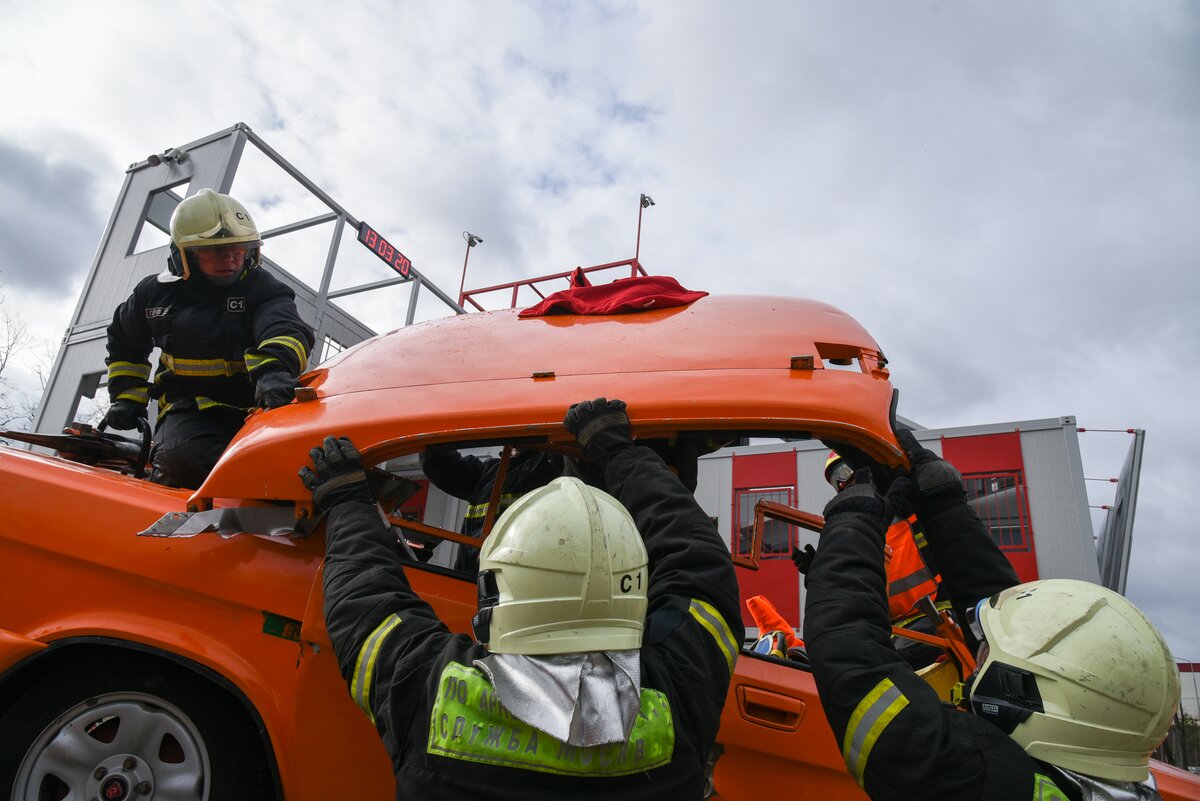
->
736, 685, 806, 732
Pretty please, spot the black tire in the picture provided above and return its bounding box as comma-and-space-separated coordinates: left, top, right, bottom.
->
0, 651, 272, 801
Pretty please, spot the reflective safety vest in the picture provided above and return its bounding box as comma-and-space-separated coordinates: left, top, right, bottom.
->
885, 516, 941, 620
428, 661, 675, 777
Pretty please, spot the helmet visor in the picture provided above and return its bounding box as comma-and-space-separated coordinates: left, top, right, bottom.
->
966, 597, 988, 643
191, 244, 255, 284
966, 596, 996, 672
827, 460, 855, 491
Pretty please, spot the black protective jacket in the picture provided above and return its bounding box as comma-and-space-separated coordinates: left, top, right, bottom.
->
420, 447, 563, 539
804, 488, 1086, 801
322, 446, 742, 800
105, 270, 313, 415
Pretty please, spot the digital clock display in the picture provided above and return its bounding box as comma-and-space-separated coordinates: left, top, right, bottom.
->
357, 221, 413, 279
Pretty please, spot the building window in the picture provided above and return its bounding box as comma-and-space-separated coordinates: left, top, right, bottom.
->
963, 471, 1032, 550
734, 486, 796, 559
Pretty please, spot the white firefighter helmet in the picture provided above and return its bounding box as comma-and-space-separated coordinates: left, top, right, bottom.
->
473, 477, 648, 655
164, 188, 262, 281
969, 579, 1179, 782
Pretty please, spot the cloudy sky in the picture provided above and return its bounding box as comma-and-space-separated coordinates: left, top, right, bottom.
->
2, 2, 1198, 665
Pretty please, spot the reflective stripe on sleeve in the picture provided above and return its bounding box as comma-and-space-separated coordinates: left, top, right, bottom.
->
107, 361, 151, 380
116, 387, 149, 404
688, 599, 738, 675
257, 335, 309, 366
350, 613, 403, 723
464, 494, 521, 520
244, 353, 281, 373
842, 677, 910, 787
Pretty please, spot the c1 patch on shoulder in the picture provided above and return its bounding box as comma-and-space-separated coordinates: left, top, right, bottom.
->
145, 306, 170, 319
227, 297, 246, 312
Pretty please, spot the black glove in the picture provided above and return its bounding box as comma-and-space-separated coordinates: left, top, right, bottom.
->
104, 399, 147, 431
563, 398, 634, 464
896, 429, 964, 511
299, 436, 373, 511
882, 475, 914, 521
255, 370, 298, 409
791, 543, 817, 575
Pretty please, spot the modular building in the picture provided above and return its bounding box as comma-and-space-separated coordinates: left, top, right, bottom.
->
692, 418, 1100, 634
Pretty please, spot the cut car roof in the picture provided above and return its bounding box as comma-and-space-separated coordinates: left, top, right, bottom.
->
193, 295, 901, 506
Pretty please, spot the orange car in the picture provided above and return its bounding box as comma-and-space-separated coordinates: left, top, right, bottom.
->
0, 294, 1193, 800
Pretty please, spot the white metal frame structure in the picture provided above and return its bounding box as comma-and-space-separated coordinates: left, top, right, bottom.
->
33, 123, 464, 434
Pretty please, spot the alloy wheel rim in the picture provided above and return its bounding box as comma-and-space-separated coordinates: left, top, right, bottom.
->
13, 691, 210, 801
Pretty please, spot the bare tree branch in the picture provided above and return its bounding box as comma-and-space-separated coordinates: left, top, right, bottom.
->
0, 282, 51, 434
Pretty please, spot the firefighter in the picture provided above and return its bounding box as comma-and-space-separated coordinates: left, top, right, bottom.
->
804, 430, 1179, 800
794, 449, 946, 667
420, 444, 563, 569
104, 188, 314, 489
301, 398, 741, 800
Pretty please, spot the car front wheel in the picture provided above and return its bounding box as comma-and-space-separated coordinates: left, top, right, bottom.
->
0, 652, 272, 801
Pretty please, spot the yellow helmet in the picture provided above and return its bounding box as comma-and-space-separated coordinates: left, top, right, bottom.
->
824, 450, 855, 490
472, 477, 648, 655
823, 450, 843, 480
969, 579, 1179, 782
166, 188, 262, 280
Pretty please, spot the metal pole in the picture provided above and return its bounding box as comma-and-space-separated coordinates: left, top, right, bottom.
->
405, 278, 422, 326
636, 193, 654, 263
458, 243, 471, 306
458, 232, 482, 307
636, 197, 645, 262
1180, 710, 1190, 770
311, 215, 347, 366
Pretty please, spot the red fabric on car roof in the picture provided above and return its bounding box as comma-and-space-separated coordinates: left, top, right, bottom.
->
518, 275, 707, 317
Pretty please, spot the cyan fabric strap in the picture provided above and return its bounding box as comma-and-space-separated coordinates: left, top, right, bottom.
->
427, 661, 674, 776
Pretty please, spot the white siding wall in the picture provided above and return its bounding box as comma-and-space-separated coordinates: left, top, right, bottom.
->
1019, 424, 1099, 582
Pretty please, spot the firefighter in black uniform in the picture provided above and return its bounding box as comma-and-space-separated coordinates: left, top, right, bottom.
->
105, 188, 314, 489
804, 430, 1179, 801
300, 398, 741, 800
420, 444, 563, 569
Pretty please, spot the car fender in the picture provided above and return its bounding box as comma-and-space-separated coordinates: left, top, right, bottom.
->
0, 628, 48, 675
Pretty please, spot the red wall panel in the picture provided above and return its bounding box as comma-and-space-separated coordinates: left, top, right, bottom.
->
941, 433, 1039, 583
941, 432, 1023, 473
732, 451, 800, 628
732, 451, 797, 489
